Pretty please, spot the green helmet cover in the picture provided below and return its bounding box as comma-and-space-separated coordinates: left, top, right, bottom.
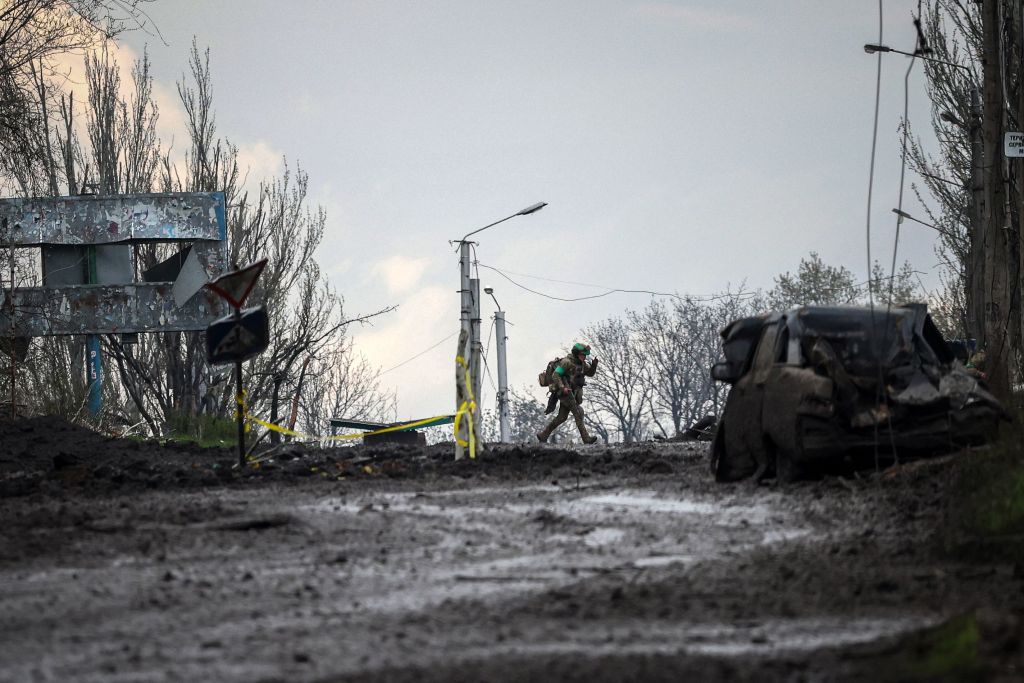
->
572, 342, 591, 356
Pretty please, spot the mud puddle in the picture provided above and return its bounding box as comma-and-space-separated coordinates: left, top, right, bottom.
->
298, 482, 818, 613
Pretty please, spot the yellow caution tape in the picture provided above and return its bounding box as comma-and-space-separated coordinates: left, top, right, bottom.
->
237, 350, 479, 459
246, 410, 460, 442
453, 355, 477, 459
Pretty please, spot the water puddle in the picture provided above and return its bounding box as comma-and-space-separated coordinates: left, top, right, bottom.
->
452, 615, 937, 660
578, 493, 719, 514
762, 529, 813, 544
631, 554, 696, 568
583, 527, 625, 547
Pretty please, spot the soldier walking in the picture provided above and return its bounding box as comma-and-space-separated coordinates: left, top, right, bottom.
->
537, 342, 600, 444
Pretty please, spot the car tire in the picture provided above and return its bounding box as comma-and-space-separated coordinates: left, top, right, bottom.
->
775, 446, 803, 484
711, 422, 727, 482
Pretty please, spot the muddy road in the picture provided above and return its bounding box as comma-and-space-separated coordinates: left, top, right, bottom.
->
1, 418, 1022, 681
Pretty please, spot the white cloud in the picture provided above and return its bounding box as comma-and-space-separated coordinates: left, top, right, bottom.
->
352, 284, 454, 419
236, 140, 283, 188
370, 255, 430, 295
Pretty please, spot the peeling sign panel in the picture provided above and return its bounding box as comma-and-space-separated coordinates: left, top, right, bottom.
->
0, 285, 225, 335
0, 192, 226, 245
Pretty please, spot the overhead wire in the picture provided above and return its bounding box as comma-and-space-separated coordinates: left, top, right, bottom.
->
879, 4, 924, 466
476, 262, 758, 304
481, 317, 498, 396
375, 331, 458, 378
866, 0, 885, 471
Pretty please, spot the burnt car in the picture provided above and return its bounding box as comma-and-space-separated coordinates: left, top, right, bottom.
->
710, 304, 1004, 482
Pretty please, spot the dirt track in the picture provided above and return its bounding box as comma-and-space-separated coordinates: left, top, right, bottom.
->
1, 418, 1023, 682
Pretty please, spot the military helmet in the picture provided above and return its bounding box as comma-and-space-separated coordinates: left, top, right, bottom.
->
572, 342, 591, 356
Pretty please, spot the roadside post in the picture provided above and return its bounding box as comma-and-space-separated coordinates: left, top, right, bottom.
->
205, 260, 269, 467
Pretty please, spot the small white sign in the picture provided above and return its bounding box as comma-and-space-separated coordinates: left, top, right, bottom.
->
1005, 132, 1024, 157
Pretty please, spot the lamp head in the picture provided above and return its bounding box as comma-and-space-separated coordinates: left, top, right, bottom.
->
864, 44, 892, 54
517, 202, 547, 216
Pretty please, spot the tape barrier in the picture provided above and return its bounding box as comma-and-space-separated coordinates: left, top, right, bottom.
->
245, 409, 461, 443
237, 353, 478, 454
453, 354, 477, 459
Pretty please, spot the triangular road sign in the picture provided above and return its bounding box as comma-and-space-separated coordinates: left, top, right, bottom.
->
206, 259, 267, 309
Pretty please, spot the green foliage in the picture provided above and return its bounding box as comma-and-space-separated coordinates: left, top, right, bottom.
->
768, 252, 920, 310
903, 614, 981, 680
944, 401, 1024, 563
163, 413, 237, 447
869, 260, 919, 307
768, 252, 860, 309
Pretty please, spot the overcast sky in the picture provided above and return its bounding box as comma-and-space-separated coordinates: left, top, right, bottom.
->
117, 0, 943, 422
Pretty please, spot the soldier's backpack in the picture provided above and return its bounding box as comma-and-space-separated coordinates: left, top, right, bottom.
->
538, 357, 562, 387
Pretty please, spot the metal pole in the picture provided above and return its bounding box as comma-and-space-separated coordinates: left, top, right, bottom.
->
85, 245, 102, 418
470, 277, 482, 431
456, 242, 473, 459
495, 310, 509, 443
968, 85, 985, 344
459, 241, 472, 353
5, 217, 13, 420
233, 306, 245, 467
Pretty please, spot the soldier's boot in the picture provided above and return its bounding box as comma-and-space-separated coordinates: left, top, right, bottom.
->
537, 413, 568, 443
574, 413, 598, 444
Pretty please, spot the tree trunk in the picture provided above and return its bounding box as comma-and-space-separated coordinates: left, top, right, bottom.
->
981, 0, 1014, 399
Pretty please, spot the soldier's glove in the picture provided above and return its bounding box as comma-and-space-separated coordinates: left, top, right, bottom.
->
591, 358, 599, 369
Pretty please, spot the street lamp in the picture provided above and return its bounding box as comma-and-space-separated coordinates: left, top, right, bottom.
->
891, 208, 958, 239
460, 202, 547, 242
866, 41, 983, 341
455, 202, 546, 453
484, 287, 511, 443
864, 43, 970, 74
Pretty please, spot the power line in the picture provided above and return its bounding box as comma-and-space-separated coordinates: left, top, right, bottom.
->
476, 262, 757, 303
375, 331, 458, 378
865, 0, 885, 472
865, 0, 883, 313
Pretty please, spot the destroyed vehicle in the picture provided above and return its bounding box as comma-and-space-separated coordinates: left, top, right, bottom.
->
709, 304, 1004, 483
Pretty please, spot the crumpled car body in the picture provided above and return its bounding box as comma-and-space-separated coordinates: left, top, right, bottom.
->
709, 304, 1004, 482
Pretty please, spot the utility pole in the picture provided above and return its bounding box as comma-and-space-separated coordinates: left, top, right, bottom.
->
456, 241, 475, 459
967, 85, 985, 345
469, 276, 482, 429
980, 0, 1012, 400
453, 202, 547, 455
485, 286, 509, 442
494, 309, 510, 442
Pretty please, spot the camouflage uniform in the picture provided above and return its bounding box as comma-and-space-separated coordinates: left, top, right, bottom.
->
537, 346, 599, 444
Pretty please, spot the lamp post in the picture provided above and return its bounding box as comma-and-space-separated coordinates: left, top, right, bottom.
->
891, 208, 959, 239
456, 202, 545, 452
865, 42, 983, 342
485, 287, 510, 443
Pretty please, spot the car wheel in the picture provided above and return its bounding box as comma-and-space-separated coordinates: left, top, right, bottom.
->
775, 445, 803, 484
711, 422, 727, 481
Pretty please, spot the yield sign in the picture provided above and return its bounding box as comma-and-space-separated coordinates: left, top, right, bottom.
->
206, 259, 267, 309
206, 306, 270, 365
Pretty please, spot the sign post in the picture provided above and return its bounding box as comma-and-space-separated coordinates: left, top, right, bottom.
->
205, 260, 269, 467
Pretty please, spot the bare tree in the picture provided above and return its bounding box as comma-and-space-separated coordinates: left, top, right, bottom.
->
581, 316, 652, 444
3, 36, 397, 436
296, 336, 396, 439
